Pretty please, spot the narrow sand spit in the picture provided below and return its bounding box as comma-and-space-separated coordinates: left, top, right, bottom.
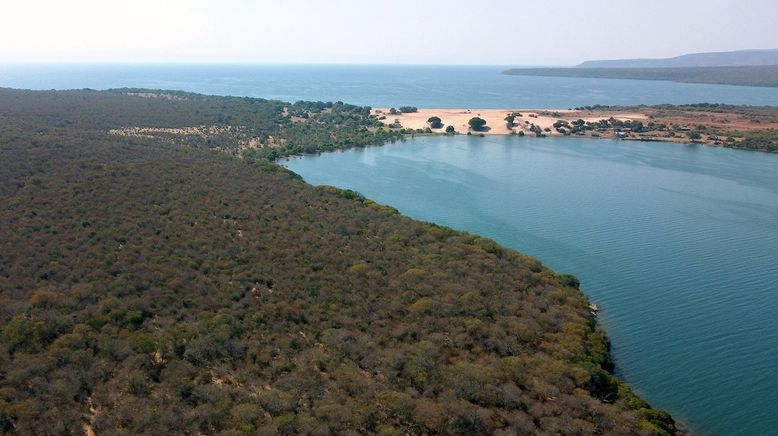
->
372, 108, 647, 136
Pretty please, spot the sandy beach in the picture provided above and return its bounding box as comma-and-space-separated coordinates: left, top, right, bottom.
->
371, 107, 778, 148
372, 108, 648, 136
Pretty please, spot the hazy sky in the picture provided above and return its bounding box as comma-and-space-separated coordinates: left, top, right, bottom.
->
2, 0, 777, 65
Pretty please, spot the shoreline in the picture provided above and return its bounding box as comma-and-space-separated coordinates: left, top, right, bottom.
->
373, 107, 778, 150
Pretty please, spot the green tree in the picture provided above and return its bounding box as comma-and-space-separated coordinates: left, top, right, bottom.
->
468, 117, 487, 131
427, 116, 443, 129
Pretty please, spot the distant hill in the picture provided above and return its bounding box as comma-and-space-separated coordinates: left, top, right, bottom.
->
578, 49, 778, 68
503, 49, 778, 86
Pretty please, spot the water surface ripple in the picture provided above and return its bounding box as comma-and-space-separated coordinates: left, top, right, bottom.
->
283, 136, 778, 435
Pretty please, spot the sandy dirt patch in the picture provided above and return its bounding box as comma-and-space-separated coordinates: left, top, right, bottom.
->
372, 108, 647, 135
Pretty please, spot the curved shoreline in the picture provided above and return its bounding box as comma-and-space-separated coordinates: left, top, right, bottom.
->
374, 106, 778, 152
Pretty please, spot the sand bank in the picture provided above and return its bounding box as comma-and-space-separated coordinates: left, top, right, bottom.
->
372, 108, 647, 136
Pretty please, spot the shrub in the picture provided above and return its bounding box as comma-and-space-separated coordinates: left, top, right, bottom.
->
557, 274, 580, 289
468, 117, 488, 131
427, 116, 443, 129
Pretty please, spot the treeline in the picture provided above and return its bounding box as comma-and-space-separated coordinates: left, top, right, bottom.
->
0, 87, 404, 159
0, 88, 675, 434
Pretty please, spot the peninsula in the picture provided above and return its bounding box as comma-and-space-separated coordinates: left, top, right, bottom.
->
0, 88, 678, 434
375, 104, 778, 152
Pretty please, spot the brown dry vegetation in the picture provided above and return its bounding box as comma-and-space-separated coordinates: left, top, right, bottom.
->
0, 88, 676, 435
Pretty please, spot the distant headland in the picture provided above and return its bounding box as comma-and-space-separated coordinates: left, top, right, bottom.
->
504, 49, 778, 87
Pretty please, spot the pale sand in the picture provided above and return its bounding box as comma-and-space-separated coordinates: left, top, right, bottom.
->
372, 108, 647, 136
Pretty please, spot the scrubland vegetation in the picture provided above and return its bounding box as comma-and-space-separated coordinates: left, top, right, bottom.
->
0, 88, 675, 434
574, 104, 778, 151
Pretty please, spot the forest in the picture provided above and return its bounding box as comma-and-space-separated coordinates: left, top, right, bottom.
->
0, 88, 676, 434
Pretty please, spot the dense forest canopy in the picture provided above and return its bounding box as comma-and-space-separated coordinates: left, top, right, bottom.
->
0, 88, 675, 434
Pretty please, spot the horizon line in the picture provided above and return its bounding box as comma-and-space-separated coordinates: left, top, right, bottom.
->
0, 61, 568, 68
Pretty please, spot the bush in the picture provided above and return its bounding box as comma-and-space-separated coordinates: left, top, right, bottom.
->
398, 106, 418, 113
445, 125, 455, 134
427, 116, 443, 129
557, 274, 580, 289
468, 117, 488, 131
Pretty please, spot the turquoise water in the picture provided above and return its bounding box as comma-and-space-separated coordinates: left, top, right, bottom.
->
283, 137, 778, 435
2, 64, 778, 107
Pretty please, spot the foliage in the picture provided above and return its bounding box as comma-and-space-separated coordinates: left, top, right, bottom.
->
468, 117, 488, 131
0, 88, 675, 434
732, 130, 778, 151
427, 116, 443, 129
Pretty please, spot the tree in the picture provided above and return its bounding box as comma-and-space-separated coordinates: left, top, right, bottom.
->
468, 117, 487, 131
688, 131, 702, 141
0, 87, 677, 435
399, 106, 418, 113
427, 116, 443, 129
557, 274, 580, 289
445, 125, 455, 134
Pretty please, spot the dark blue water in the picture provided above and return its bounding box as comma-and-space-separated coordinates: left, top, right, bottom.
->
283, 137, 778, 435
2, 64, 778, 107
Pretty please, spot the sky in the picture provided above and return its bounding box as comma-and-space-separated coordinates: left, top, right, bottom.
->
2, 0, 777, 65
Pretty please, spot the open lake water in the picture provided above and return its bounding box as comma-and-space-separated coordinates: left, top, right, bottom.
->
284, 136, 778, 435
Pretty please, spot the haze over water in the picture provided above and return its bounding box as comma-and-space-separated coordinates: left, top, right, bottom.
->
2, 64, 778, 108
284, 136, 778, 435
